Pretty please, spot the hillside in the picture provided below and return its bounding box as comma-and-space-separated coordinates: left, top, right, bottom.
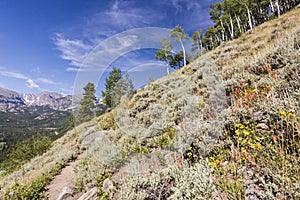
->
0, 6, 299, 199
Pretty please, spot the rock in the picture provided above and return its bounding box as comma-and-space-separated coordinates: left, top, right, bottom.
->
57, 186, 73, 200
102, 178, 114, 193
77, 187, 98, 200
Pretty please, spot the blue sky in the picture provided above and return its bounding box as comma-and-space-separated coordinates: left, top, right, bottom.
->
0, 0, 219, 97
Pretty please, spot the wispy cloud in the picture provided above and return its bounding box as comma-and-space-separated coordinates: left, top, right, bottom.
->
104, 0, 162, 28
53, 33, 93, 67
26, 79, 39, 89
0, 70, 28, 80
0, 68, 60, 90
37, 78, 60, 85
66, 67, 81, 72
0, 70, 40, 89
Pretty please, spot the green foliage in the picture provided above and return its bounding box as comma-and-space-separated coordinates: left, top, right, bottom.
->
74, 157, 112, 192
0, 134, 52, 174
102, 67, 134, 108
98, 112, 116, 130
4, 162, 64, 199
102, 67, 122, 108
170, 25, 188, 42
119, 160, 216, 199
69, 112, 75, 129
169, 51, 184, 69
79, 82, 96, 122
155, 37, 173, 74
111, 72, 134, 108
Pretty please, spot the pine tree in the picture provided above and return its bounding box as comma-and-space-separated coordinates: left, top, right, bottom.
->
79, 82, 96, 122
102, 67, 122, 108
111, 72, 134, 108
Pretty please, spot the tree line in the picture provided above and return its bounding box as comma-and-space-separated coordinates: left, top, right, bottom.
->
201, 0, 299, 50
155, 0, 299, 72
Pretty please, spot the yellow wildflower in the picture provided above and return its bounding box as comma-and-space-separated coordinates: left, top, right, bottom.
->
187, 146, 192, 151
279, 110, 286, 117
238, 137, 243, 142
256, 142, 262, 149
243, 130, 250, 136
241, 139, 247, 145
187, 152, 192, 157
241, 147, 246, 153
235, 130, 240, 135
288, 112, 296, 119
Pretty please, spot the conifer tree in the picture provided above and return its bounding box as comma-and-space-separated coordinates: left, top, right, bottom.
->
102, 67, 122, 108
79, 82, 96, 122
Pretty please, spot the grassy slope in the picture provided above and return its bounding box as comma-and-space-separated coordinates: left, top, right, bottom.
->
0, 6, 299, 199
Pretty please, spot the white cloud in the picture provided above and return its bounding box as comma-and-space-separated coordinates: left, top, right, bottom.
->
128, 62, 165, 72
37, 78, 60, 85
0, 70, 28, 79
53, 33, 93, 67
0, 69, 41, 90
26, 79, 39, 89
66, 67, 81, 72
105, 0, 162, 28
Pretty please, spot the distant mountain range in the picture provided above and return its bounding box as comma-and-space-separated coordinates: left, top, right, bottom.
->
0, 87, 72, 112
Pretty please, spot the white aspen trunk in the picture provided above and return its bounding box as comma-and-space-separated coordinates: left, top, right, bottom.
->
220, 18, 225, 42
226, 22, 233, 39
229, 14, 234, 39
179, 39, 186, 66
166, 63, 170, 74
275, 0, 281, 16
199, 38, 203, 55
197, 31, 203, 54
270, 0, 275, 13
235, 14, 242, 34
245, 5, 253, 32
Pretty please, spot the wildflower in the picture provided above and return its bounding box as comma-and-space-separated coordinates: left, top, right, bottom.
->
187, 152, 192, 157
251, 130, 255, 134
278, 150, 281, 155
279, 110, 286, 117
288, 112, 296, 119
241, 147, 246, 153
243, 130, 250, 136
187, 146, 192, 151
272, 136, 277, 142
264, 157, 268, 162
238, 137, 243, 142
235, 129, 240, 135
256, 142, 262, 149
246, 121, 250, 125
265, 86, 271, 92
235, 123, 242, 128
210, 161, 217, 168
9, 191, 14, 196
241, 139, 247, 145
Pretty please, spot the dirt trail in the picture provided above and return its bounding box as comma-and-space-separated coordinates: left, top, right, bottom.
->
45, 159, 83, 200
45, 130, 107, 200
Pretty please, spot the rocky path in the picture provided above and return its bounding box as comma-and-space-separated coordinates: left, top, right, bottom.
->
45, 160, 82, 200
44, 130, 107, 200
